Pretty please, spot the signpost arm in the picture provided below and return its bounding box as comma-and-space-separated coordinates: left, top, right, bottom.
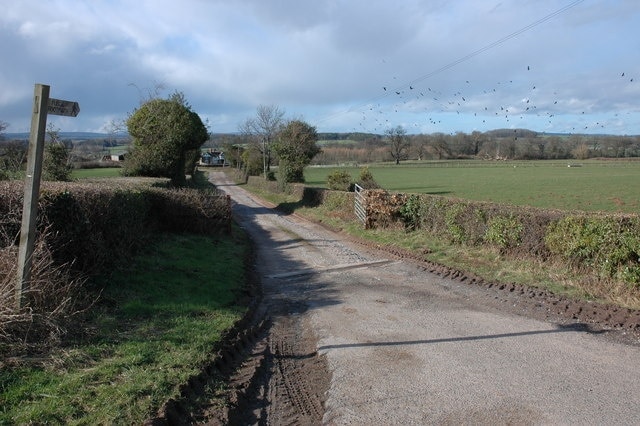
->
15, 84, 50, 309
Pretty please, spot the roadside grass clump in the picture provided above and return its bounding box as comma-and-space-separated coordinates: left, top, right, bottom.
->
484, 214, 524, 251
545, 215, 640, 285
0, 232, 249, 424
0, 231, 90, 356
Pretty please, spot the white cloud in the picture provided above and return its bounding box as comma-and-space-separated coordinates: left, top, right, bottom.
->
1, 0, 639, 134
89, 44, 116, 55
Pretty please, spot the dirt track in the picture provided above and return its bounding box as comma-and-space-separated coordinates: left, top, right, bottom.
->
179, 172, 640, 424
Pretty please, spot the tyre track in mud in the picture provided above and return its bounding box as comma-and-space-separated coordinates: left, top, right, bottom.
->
219, 299, 329, 425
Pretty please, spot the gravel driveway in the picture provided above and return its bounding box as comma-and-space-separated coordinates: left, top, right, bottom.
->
210, 171, 640, 425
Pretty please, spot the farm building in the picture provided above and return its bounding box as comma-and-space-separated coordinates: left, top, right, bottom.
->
199, 150, 225, 166
101, 153, 126, 162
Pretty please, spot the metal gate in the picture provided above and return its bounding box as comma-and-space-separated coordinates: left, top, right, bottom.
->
354, 183, 366, 225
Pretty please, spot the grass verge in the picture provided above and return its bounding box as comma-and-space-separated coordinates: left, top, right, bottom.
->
0, 230, 250, 424
239, 174, 639, 309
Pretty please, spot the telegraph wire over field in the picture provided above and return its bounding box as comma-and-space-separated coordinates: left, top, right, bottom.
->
2, 1, 638, 135
314, 0, 586, 128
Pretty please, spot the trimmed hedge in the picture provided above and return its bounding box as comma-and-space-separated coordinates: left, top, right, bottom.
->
363, 190, 639, 286
1, 179, 232, 353
0, 180, 232, 275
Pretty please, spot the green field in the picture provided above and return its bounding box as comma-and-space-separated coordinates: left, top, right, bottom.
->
304, 160, 640, 213
72, 167, 122, 179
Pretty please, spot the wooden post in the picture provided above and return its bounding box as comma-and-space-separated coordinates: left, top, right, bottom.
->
15, 84, 50, 309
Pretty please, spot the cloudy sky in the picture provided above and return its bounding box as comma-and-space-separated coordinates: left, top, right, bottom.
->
1, 0, 639, 136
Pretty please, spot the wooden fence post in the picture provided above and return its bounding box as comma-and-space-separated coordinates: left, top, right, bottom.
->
15, 84, 50, 309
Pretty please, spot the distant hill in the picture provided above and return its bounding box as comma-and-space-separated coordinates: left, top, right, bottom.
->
4, 132, 127, 140
3, 129, 627, 143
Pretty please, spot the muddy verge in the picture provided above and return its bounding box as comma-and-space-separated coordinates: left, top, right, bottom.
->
144, 303, 329, 425
223, 305, 329, 425
144, 252, 330, 425
353, 239, 640, 345
146, 224, 640, 425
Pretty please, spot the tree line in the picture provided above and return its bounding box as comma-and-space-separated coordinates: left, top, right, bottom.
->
311, 129, 640, 165
213, 127, 640, 169
4, 102, 640, 185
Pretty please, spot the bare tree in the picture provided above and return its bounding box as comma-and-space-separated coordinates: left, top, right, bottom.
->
429, 132, 450, 160
470, 130, 485, 156
411, 134, 429, 160
239, 105, 285, 178
104, 118, 127, 136
0, 141, 27, 173
386, 125, 409, 165
128, 81, 167, 105
572, 143, 590, 160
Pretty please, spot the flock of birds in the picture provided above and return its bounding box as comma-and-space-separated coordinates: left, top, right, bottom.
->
348, 65, 637, 136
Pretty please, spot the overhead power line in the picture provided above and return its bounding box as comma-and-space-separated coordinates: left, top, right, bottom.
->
314, 0, 585, 126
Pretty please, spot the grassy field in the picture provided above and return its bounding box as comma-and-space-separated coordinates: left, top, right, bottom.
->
1, 232, 249, 424
71, 160, 640, 213
72, 167, 122, 179
304, 160, 640, 213
317, 139, 357, 146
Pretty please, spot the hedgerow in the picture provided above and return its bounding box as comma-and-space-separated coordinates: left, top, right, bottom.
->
359, 188, 639, 286
0, 179, 231, 355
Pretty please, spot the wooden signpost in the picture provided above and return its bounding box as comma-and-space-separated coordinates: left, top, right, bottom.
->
15, 84, 79, 308
47, 97, 81, 118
